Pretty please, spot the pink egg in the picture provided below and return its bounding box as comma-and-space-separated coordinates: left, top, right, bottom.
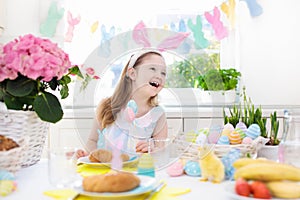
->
166, 161, 184, 177
242, 137, 253, 144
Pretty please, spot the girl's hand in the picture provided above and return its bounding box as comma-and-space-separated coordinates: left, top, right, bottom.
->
76, 149, 88, 158
136, 141, 151, 153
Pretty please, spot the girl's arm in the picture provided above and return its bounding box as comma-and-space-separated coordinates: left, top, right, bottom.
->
152, 113, 168, 140
85, 117, 101, 152
76, 117, 101, 158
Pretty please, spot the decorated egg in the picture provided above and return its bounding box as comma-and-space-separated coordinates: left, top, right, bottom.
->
235, 122, 247, 133
0, 170, 15, 181
221, 128, 232, 137
186, 130, 198, 143
184, 160, 201, 176
167, 160, 184, 177
217, 135, 230, 145
207, 125, 222, 144
0, 180, 17, 196
223, 123, 234, 131
197, 128, 209, 136
235, 128, 246, 139
195, 133, 207, 145
242, 137, 253, 144
246, 124, 261, 140
228, 131, 242, 145
221, 149, 241, 180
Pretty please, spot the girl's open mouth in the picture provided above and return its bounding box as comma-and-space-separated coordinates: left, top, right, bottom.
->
149, 81, 159, 88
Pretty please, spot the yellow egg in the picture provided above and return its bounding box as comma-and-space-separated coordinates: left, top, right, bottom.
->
222, 129, 232, 137
228, 131, 242, 145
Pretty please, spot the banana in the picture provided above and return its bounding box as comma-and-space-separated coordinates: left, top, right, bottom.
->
234, 162, 300, 181
267, 181, 300, 199
233, 157, 277, 169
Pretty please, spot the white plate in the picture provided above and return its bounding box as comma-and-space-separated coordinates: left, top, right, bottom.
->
74, 175, 157, 198
77, 155, 138, 168
224, 181, 299, 200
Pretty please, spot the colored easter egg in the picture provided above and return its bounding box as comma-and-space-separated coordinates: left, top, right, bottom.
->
223, 123, 234, 131
207, 125, 222, 144
184, 160, 201, 176
217, 135, 230, 145
0, 180, 16, 196
236, 122, 247, 133
228, 131, 242, 145
197, 128, 209, 136
167, 161, 184, 177
246, 124, 261, 140
0, 170, 15, 181
242, 137, 253, 144
222, 128, 232, 137
195, 133, 207, 145
235, 128, 246, 139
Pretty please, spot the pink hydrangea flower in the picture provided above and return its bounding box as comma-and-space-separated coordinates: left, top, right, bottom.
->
0, 34, 72, 82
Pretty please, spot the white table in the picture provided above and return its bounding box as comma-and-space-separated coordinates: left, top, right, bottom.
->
4, 159, 233, 200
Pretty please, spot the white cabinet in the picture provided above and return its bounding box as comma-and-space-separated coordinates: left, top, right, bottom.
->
45, 107, 285, 158
48, 117, 183, 150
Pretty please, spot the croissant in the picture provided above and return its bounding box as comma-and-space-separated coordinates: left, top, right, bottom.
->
88, 149, 130, 163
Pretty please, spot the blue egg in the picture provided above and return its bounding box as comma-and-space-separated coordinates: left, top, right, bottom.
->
184, 160, 201, 176
217, 135, 230, 145
246, 124, 261, 139
0, 170, 15, 181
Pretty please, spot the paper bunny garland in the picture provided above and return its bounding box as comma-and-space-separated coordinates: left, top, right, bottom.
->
39, 1, 64, 38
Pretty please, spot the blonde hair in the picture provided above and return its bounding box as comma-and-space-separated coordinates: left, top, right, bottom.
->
97, 51, 162, 129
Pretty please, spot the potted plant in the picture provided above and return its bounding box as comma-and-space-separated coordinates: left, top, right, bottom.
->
194, 68, 241, 103
0, 34, 94, 166
223, 87, 280, 160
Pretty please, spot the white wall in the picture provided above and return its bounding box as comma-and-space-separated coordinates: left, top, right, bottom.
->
1, 0, 299, 106
238, 0, 300, 106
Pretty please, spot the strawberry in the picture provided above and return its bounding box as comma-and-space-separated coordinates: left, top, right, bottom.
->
235, 178, 251, 197
250, 181, 272, 199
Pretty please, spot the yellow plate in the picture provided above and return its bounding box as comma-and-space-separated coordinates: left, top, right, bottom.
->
77, 156, 138, 168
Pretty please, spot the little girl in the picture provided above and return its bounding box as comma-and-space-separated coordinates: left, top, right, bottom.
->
76, 49, 168, 158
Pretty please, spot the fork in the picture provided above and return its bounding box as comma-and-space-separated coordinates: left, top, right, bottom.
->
145, 181, 166, 200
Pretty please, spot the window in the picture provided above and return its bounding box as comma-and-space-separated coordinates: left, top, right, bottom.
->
62, 0, 234, 107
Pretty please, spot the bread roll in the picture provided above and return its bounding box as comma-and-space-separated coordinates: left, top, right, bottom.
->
82, 171, 140, 192
88, 149, 130, 163
0, 135, 19, 151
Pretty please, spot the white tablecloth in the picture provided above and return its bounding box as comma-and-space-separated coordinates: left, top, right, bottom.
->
4, 159, 233, 200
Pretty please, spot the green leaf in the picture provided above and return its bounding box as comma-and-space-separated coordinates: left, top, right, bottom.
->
3, 96, 24, 110
48, 78, 59, 90
60, 85, 69, 99
69, 65, 84, 79
33, 92, 63, 123
6, 76, 35, 97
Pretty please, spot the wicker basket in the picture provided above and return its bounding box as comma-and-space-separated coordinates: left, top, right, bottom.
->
0, 103, 49, 167
173, 131, 259, 161
0, 136, 29, 173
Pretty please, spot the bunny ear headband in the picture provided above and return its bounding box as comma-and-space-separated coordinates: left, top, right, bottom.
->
127, 48, 163, 69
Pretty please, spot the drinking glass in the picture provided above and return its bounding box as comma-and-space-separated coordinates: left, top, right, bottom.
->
279, 110, 300, 167
48, 147, 79, 188
147, 138, 171, 170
